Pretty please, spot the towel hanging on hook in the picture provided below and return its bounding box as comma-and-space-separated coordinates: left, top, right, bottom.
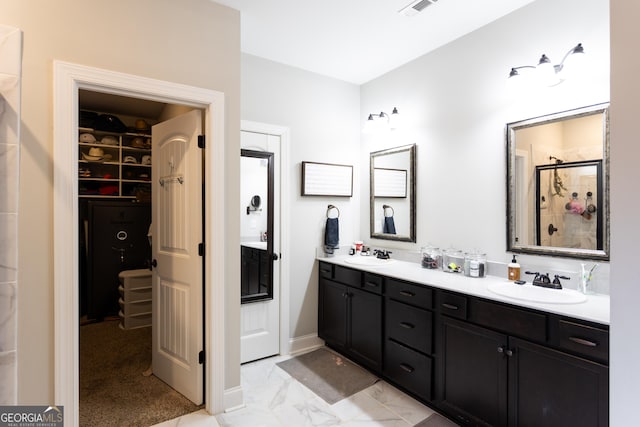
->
382, 205, 396, 234
325, 205, 340, 254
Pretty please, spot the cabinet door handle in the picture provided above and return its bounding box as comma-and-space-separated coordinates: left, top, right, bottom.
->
400, 322, 415, 329
365, 281, 379, 288
569, 336, 598, 347
497, 346, 513, 356
442, 303, 459, 310
399, 363, 415, 373
399, 290, 415, 297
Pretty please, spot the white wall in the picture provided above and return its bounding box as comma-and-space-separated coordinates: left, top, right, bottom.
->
241, 54, 361, 340
610, 0, 640, 424
360, 0, 610, 288
3, 0, 241, 405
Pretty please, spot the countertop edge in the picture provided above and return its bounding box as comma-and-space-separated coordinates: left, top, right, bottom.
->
318, 255, 610, 326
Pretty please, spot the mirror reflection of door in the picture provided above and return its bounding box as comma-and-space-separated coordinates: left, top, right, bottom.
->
240, 149, 274, 303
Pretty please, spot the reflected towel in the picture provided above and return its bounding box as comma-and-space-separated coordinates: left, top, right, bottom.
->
383, 216, 396, 234
324, 217, 339, 253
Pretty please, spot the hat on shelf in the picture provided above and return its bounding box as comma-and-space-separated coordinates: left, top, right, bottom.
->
141, 155, 152, 165
93, 114, 127, 133
82, 147, 112, 162
79, 133, 97, 143
123, 155, 138, 164
135, 119, 150, 132
100, 135, 118, 146
130, 137, 146, 148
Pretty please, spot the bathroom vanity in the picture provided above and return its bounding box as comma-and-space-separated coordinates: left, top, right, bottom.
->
318, 257, 609, 427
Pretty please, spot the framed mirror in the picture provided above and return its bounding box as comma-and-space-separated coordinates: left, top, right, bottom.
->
240, 149, 275, 303
506, 103, 609, 260
370, 144, 416, 242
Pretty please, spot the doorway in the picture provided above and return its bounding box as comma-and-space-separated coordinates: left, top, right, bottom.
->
77, 93, 205, 424
53, 61, 227, 426
240, 121, 291, 363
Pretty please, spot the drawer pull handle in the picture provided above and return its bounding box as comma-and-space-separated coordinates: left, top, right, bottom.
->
399, 363, 415, 373
365, 281, 379, 288
569, 337, 598, 347
442, 303, 459, 310
399, 290, 415, 297
400, 322, 415, 329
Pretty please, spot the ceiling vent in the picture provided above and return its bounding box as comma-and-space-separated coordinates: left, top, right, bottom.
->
398, 0, 438, 17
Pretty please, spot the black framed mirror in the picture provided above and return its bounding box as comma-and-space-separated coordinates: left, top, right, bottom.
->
370, 144, 416, 242
506, 103, 609, 260
240, 149, 275, 303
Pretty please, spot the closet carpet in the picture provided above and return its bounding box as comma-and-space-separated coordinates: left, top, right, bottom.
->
80, 319, 202, 426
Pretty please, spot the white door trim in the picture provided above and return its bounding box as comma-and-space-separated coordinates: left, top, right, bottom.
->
240, 120, 290, 357
53, 61, 226, 426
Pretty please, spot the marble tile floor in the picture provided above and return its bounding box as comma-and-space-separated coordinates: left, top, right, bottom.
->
155, 351, 456, 427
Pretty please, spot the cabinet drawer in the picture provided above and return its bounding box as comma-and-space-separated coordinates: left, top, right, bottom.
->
334, 265, 362, 286
556, 320, 609, 363
363, 272, 383, 294
385, 278, 433, 309
436, 291, 467, 320
470, 299, 547, 343
386, 299, 433, 354
384, 339, 432, 401
319, 262, 333, 279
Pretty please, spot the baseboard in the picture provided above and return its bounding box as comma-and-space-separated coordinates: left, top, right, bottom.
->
223, 385, 244, 412
288, 333, 324, 356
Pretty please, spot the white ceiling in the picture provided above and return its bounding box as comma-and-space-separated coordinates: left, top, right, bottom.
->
214, 0, 536, 84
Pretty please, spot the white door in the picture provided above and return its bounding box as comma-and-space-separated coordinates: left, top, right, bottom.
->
151, 109, 203, 404
240, 130, 281, 363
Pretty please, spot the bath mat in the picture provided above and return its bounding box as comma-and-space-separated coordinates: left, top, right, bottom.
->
414, 413, 460, 427
276, 347, 378, 404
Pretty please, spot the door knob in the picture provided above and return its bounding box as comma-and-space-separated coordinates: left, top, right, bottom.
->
271, 253, 279, 261
151, 259, 158, 268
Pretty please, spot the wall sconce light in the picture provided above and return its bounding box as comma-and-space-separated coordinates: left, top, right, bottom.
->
508, 43, 586, 88
363, 107, 400, 133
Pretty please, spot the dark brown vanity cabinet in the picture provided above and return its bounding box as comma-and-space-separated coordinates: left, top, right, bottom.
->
437, 296, 609, 427
317, 261, 609, 427
384, 278, 434, 401
318, 262, 382, 372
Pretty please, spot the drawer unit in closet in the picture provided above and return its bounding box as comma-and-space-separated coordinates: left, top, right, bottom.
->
386, 299, 433, 354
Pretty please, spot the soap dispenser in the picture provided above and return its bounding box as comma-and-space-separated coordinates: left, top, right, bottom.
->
508, 255, 521, 281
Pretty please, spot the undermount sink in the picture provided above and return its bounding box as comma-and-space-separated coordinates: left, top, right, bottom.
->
343, 256, 396, 267
487, 282, 587, 304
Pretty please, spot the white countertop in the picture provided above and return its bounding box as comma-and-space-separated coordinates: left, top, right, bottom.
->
241, 241, 267, 250
318, 255, 610, 325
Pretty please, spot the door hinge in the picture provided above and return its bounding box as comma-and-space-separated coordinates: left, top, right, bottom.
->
198, 242, 205, 256
198, 135, 205, 149
198, 350, 205, 364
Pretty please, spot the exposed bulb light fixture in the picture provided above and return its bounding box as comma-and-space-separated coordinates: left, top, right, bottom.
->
507, 43, 586, 88
363, 107, 400, 133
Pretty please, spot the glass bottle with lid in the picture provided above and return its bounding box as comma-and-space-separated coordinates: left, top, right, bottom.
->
464, 250, 487, 278
442, 248, 464, 273
421, 245, 442, 269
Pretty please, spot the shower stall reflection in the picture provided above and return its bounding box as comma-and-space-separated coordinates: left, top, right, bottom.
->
535, 160, 602, 250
